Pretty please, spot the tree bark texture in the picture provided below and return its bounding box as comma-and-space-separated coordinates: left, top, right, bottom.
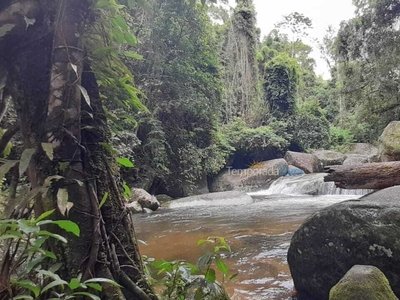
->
0, 1, 157, 299
324, 162, 400, 190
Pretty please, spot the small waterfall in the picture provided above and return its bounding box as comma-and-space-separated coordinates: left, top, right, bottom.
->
318, 181, 374, 196
249, 174, 373, 196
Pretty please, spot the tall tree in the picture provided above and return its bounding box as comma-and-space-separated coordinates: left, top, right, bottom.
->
0, 0, 156, 299
220, 0, 261, 123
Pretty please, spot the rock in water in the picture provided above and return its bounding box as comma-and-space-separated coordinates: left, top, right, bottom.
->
329, 265, 398, 300
126, 201, 143, 213
130, 188, 160, 211
313, 150, 347, 166
284, 151, 322, 173
378, 121, 400, 161
288, 186, 400, 300
210, 159, 288, 192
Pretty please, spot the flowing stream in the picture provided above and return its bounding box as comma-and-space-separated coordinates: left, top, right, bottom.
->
133, 174, 372, 300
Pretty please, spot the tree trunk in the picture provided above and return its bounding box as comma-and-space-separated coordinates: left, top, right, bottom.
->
0, 1, 157, 299
324, 162, 400, 190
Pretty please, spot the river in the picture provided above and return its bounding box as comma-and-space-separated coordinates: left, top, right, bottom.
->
132, 174, 371, 299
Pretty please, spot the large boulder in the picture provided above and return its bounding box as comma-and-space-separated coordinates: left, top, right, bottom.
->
284, 151, 322, 174
288, 186, 400, 300
313, 150, 347, 166
342, 154, 370, 166
347, 143, 378, 156
378, 121, 400, 161
329, 265, 398, 300
130, 188, 160, 211
210, 159, 288, 192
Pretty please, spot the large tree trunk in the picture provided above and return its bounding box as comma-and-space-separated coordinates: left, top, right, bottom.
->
0, 1, 156, 299
324, 162, 400, 190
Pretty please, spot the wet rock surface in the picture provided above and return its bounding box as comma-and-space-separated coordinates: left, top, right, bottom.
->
288, 186, 400, 300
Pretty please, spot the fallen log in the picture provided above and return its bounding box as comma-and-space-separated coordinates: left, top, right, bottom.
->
324, 161, 400, 190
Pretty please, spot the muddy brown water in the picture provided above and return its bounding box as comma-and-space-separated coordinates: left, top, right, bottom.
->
133, 192, 362, 300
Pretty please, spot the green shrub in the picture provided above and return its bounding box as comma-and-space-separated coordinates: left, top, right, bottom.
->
292, 100, 330, 150
220, 118, 290, 154
330, 126, 354, 146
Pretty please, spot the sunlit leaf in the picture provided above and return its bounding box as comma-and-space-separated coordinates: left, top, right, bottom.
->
57, 189, 69, 216
78, 85, 91, 108
35, 209, 55, 223
99, 192, 109, 209
19, 148, 35, 176
41, 143, 54, 161
53, 220, 80, 237
116, 157, 134, 168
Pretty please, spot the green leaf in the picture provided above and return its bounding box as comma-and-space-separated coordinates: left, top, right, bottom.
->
41, 250, 56, 259
13, 279, 41, 296
78, 85, 91, 108
0, 160, 18, 179
84, 278, 120, 287
197, 254, 212, 271
68, 292, 100, 300
59, 162, 70, 172
38, 230, 67, 243
35, 209, 55, 223
41, 143, 54, 161
113, 16, 128, 31
53, 220, 80, 237
205, 268, 216, 283
124, 33, 137, 46
116, 157, 134, 168
19, 148, 35, 176
13, 296, 34, 300
99, 192, 108, 209
216, 257, 229, 275
18, 220, 40, 234
123, 182, 131, 197
27, 256, 45, 272
41, 278, 68, 294
86, 283, 102, 292
123, 51, 143, 60
69, 277, 81, 290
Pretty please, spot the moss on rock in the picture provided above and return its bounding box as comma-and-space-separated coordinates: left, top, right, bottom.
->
329, 265, 398, 300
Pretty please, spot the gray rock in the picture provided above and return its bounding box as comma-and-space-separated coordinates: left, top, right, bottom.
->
347, 143, 378, 156
130, 188, 160, 211
378, 121, 400, 161
313, 150, 347, 166
288, 186, 400, 300
342, 154, 369, 166
284, 151, 323, 174
329, 265, 398, 300
210, 159, 288, 192
126, 201, 143, 214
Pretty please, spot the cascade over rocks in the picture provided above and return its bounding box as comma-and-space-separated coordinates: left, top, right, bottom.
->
329, 265, 398, 300
313, 150, 346, 166
210, 159, 288, 192
288, 186, 400, 300
284, 151, 322, 174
